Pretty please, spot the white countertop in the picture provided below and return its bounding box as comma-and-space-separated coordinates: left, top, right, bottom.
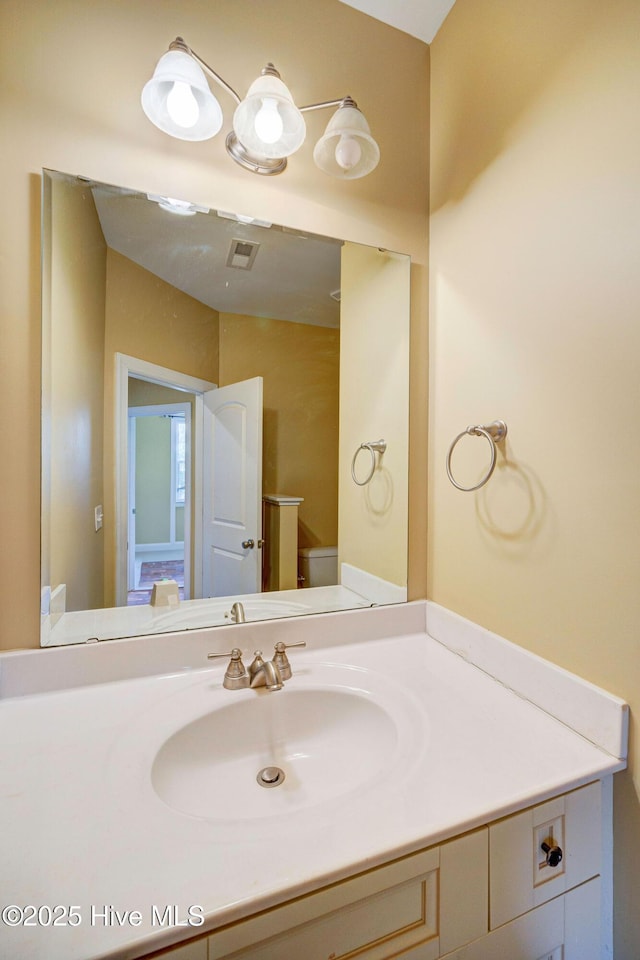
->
0, 602, 627, 960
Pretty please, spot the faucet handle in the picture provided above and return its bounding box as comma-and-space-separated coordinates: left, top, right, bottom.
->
272, 640, 306, 680
207, 647, 249, 689
248, 650, 266, 678
207, 646, 244, 661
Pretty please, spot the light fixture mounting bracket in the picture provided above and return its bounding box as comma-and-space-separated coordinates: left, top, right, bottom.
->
225, 133, 288, 176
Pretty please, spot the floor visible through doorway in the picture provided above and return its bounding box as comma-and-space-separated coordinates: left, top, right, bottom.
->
127, 560, 185, 606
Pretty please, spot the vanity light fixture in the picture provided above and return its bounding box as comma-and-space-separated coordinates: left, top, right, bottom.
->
216, 210, 273, 229
146, 194, 210, 216
141, 38, 380, 179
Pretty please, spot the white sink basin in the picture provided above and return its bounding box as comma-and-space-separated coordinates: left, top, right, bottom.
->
151, 681, 416, 823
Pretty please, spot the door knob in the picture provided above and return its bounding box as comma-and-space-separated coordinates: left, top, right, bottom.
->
242, 539, 255, 549
541, 840, 563, 868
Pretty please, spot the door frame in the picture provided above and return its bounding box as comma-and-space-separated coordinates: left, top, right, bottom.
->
114, 353, 216, 608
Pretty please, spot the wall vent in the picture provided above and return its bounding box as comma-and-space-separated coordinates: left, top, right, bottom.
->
330, 289, 341, 302
226, 238, 260, 270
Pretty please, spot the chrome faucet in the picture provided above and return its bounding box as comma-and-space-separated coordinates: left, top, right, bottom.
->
248, 652, 283, 691
207, 641, 306, 691
225, 601, 246, 623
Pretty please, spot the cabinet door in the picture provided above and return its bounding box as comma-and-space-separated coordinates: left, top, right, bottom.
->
207, 830, 488, 960
208, 847, 440, 960
440, 876, 601, 960
211, 867, 440, 960
489, 781, 601, 929
440, 896, 564, 960
153, 938, 208, 959
564, 875, 602, 960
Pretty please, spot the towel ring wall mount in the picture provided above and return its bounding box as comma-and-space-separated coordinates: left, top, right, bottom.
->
446, 420, 507, 492
351, 439, 387, 486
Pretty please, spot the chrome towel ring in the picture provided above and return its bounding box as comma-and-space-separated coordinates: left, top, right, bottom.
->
351, 439, 387, 486
446, 420, 507, 492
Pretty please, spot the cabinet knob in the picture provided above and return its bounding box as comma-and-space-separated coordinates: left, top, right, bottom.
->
541, 841, 563, 867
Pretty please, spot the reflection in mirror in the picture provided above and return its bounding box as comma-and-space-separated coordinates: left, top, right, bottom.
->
41, 170, 410, 645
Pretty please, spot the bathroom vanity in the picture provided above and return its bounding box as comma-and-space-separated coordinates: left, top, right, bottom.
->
0, 602, 627, 960
167, 780, 604, 960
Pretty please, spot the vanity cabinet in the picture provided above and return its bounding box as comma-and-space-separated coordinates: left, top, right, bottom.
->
207, 827, 487, 960
154, 942, 208, 960
441, 877, 601, 960
154, 781, 604, 960
489, 779, 601, 930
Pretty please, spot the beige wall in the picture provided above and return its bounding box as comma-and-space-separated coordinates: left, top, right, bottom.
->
339, 242, 410, 585
46, 175, 106, 611
103, 249, 219, 603
219, 312, 339, 549
429, 1, 640, 954
0, 0, 429, 648
128, 380, 193, 408
105, 249, 220, 383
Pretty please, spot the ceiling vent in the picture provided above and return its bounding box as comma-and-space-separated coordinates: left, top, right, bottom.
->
226, 238, 260, 270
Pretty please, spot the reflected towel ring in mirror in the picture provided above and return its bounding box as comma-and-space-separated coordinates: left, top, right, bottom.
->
446, 420, 507, 492
351, 439, 387, 486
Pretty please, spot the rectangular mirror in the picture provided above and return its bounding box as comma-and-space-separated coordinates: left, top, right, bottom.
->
41, 169, 410, 645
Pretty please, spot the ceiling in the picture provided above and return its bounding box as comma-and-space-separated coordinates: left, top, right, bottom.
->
339, 0, 456, 44
93, 184, 342, 329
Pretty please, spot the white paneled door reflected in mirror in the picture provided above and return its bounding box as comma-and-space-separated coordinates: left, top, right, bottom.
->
41, 169, 410, 645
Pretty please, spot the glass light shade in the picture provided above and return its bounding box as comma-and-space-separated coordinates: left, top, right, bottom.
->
313, 103, 380, 179
147, 194, 211, 216
141, 49, 223, 141
233, 70, 306, 159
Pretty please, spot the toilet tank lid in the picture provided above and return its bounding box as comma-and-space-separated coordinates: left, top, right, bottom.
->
298, 546, 338, 559
263, 494, 304, 505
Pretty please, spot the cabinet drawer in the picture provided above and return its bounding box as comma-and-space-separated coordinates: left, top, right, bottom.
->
489, 781, 601, 929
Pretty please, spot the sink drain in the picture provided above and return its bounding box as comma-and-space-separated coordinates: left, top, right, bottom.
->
256, 766, 285, 788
